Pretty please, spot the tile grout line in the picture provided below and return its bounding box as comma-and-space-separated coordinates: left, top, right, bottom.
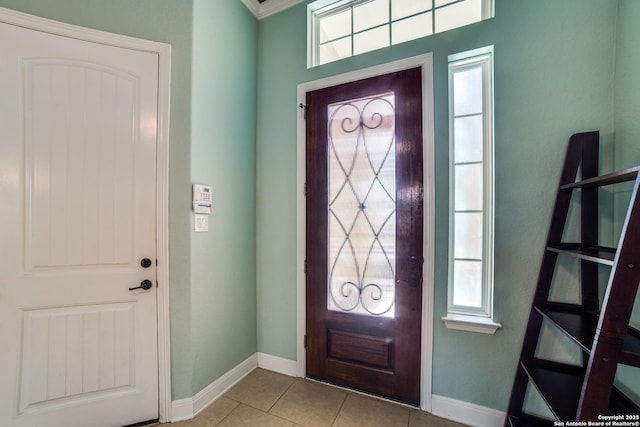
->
214, 397, 296, 427
329, 389, 349, 427
212, 397, 241, 427
265, 375, 298, 415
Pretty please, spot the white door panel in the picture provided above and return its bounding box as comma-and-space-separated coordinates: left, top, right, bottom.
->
0, 20, 159, 427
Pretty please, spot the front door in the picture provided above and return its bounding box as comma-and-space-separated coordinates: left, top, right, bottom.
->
306, 68, 423, 405
0, 19, 159, 426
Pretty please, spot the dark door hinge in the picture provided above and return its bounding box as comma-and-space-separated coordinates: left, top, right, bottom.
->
304, 259, 308, 274
304, 182, 308, 197
299, 103, 306, 120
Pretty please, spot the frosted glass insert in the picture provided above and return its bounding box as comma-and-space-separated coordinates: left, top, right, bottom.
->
454, 115, 483, 163
434, 0, 457, 6
454, 163, 483, 211
392, 0, 431, 20
354, 25, 390, 56
319, 37, 352, 65
319, 8, 351, 43
454, 212, 483, 259
328, 93, 396, 317
452, 260, 483, 307
435, 0, 482, 34
354, 0, 389, 32
453, 67, 483, 116
392, 12, 433, 45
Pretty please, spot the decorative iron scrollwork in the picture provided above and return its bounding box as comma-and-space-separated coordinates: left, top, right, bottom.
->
327, 94, 396, 316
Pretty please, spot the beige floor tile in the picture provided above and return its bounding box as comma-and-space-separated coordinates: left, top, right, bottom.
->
332, 394, 411, 427
224, 368, 295, 411
409, 409, 468, 427
198, 397, 240, 425
167, 420, 196, 427
269, 379, 347, 427
217, 404, 294, 427
166, 371, 471, 427
168, 397, 238, 427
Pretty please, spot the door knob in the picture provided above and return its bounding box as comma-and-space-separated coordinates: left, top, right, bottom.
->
129, 280, 153, 291
140, 258, 152, 268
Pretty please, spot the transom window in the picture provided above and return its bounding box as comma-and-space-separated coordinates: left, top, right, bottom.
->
308, 0, 495, 67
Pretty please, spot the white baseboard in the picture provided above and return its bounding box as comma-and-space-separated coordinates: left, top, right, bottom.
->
170, 397, 195, 423
170, 353, 258, 422
432, 394, 506, 427
257, 352, 297, 377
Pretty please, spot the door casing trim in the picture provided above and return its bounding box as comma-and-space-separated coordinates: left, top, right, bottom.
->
296, 53, 435, 411
0, 6, 172, 422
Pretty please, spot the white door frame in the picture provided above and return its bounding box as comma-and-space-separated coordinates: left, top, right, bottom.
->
0, 7, 172, 423
296, 53, 435, 411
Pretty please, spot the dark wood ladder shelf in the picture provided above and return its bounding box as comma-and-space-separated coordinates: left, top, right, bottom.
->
504, 132, 640, 424
546, 244, 616, 266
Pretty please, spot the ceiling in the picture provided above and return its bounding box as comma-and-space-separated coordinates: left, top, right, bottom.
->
241, 0, 304, 19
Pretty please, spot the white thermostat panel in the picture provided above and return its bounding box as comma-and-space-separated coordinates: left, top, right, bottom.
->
193, 184, 212, 214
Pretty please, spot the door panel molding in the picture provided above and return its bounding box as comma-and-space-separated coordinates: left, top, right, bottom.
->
19, 303, 136, 413
0, 6, 172, 423
296, 53, 434, 411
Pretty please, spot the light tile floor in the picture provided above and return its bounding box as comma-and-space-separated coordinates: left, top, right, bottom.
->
169, 368, 468, 427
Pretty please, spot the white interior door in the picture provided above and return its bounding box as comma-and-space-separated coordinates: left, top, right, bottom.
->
0, 19, 159, 427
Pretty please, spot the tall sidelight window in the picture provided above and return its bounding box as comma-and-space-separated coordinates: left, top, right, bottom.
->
444, 46, 500, 334
308, 0, 494, 67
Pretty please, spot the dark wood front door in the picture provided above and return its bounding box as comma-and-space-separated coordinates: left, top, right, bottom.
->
305, 67, 423, 405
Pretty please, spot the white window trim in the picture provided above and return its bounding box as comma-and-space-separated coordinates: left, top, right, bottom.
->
307, 0, 495, 68
442, 313, 501, 334
443, 45, 500, 334
307, 0, 350, 68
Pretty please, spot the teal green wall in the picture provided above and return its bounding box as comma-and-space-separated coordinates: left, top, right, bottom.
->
255, 0, 618, 410
613, 0, 640, 404
614, 0, 640, 171
0, 0, 258, 401
189, 0, 258, 395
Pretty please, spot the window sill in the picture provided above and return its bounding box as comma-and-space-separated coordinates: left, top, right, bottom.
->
441, 314, 502, 335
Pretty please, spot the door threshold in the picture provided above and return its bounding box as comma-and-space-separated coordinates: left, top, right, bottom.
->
305, 376, 419, 409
